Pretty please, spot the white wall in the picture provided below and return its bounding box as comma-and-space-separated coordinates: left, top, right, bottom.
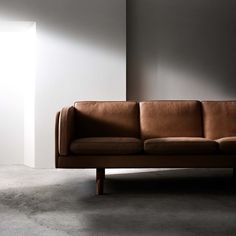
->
0, 0, 126, 167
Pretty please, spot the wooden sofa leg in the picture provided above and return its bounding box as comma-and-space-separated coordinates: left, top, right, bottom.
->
96, 168, 105, 195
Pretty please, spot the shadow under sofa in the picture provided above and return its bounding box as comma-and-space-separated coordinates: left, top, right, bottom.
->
55, 100, 236, 195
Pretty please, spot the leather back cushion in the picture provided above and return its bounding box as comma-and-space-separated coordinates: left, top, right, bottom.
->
202, 101, 236, 139
140, 101, 203, 139
74, 101, 140, 138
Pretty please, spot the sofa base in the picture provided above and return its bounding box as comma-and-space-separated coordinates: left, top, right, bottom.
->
57, 155, 236, 168
56, 155, 236, 195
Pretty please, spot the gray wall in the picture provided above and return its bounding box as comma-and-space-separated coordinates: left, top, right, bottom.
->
127, 0, 236, 100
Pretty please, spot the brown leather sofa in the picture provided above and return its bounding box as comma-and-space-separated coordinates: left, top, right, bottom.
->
55, 100, 236, 194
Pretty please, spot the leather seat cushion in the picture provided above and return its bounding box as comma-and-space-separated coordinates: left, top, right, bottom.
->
144, 137, 218, 154
216, 137, 236, 154
70, 137, 142, 155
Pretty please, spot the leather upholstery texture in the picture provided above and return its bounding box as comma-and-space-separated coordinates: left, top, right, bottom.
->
74, 101, 140, 138
59, 106, 75, 155
144, 137, 218, 154
216, 137, 236, 154
56, 100, 236, 170
70, 137, 142, 155
202, 101, 236, 139
140, 101, 203, 139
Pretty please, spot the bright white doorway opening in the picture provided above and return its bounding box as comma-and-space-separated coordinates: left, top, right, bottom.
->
0, 22, 36, 166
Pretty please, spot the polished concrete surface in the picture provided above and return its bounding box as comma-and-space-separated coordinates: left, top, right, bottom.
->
0, 166, 236, 236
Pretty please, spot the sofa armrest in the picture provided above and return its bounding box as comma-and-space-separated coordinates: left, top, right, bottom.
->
55, 111, 60, 167
58, 106, 75, 156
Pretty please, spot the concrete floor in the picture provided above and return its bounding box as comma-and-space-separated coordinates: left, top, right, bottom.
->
0, 166, 236, 236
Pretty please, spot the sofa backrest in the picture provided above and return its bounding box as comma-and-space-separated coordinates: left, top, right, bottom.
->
74, 101, 140, 138
202, 101, 236, 140
140, 101, 203, 139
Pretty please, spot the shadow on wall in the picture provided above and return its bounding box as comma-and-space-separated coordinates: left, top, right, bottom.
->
127, 0, 236, 100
